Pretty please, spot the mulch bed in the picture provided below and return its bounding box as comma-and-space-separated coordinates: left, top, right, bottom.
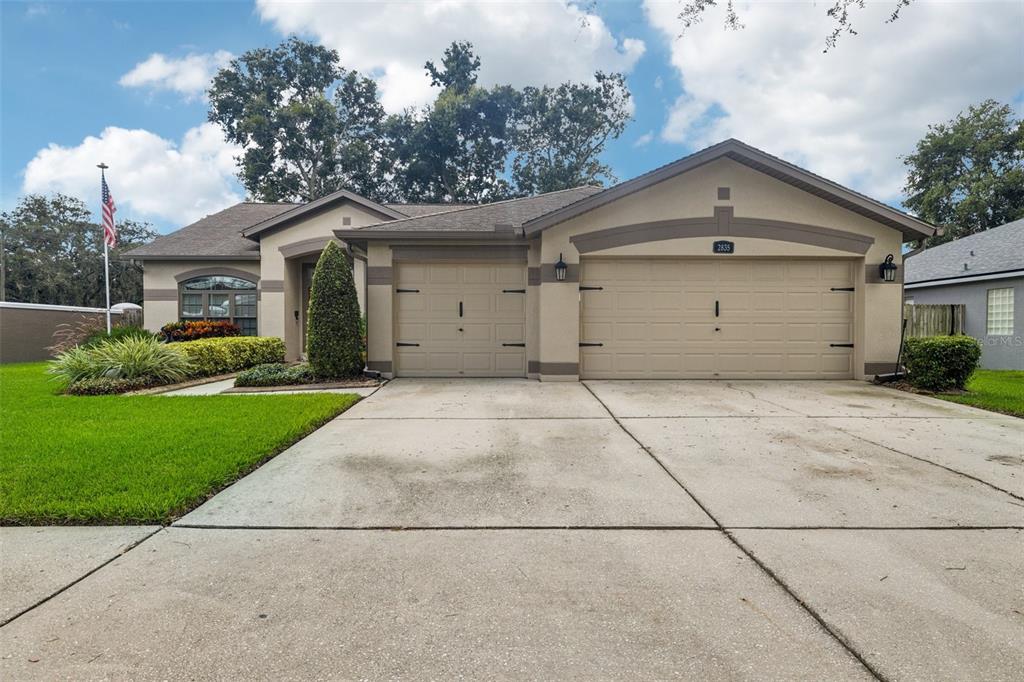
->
876, 379, 967, 397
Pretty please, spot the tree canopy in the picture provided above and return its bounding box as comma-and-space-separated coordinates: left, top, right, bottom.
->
902, 100, 1024, 246
209, 38, 633, 204
1, 194, 157, 306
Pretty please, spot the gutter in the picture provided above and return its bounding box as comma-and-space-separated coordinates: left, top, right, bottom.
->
904, 268, 1024, 289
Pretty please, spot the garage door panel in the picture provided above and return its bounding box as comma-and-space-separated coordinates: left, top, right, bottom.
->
395, 263, 527, 377
580, 257, 855, 379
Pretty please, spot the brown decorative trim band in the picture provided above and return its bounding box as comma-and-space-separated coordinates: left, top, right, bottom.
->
569, 212, 874, 255
278, 237, 340, 259
539, 362, 579, 375
527, 360, 540, 374
173, 267, 259, 284
366, 266, 393, 286
391, 245, 528, 263
260, 280, 285, 293
528, 267, 541, 286
540, 263, 580, 283
366, 360, 392, 373
143, 289, 178, 301
864, 362, 898, 375
864, 263, 904, 284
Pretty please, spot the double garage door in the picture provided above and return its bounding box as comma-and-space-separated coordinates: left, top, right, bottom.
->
580, 258, 856, 379
394, 263, 527, 377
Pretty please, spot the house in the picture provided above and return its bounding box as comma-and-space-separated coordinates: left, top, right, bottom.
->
904, 219, 1023, 370
126, 138, 937, 381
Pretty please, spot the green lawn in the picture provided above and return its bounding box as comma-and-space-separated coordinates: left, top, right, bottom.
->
936, 369, 1024, 418
0, 362, 360, 525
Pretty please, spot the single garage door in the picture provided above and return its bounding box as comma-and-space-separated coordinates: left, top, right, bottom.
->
394, 262, 527, 377
580, 258, 855, 379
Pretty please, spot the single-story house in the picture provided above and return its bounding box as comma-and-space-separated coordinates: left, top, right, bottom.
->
126, 138, 938, 381
905, 219, 1023, 370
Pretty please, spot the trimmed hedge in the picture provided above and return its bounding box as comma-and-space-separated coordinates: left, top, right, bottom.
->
307, 241, 364, 378
235, 363, 316, 387
175, 336, 286, 377
161, 320, 240, 342
903, 335, 981, 391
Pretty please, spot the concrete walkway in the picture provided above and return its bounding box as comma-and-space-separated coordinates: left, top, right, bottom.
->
2, 379, 1021, 680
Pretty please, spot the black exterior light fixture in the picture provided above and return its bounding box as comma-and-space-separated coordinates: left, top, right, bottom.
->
879, 253, 898, 283
554, 253, 568, 282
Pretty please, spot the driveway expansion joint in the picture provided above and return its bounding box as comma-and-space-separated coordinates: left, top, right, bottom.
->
581, 382, 889, 682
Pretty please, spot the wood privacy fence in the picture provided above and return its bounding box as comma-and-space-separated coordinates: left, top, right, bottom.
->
904, 303, 966, 337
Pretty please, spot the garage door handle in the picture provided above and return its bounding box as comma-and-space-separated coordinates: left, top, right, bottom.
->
396, 342, 420, 347
715, 300, 720, 317
579, 342, 603, 347
830, 343, 854, 348
459, 301, 463, 318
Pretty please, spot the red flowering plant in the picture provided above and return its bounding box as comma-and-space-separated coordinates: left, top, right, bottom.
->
160, 320, 241, 342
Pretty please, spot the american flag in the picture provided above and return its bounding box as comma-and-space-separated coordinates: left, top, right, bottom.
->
101, 173, 117, 248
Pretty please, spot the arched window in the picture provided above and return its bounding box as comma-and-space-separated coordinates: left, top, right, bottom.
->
179, 275, 258, 335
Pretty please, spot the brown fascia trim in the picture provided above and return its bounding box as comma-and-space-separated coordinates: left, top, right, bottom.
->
241, 190, 406, 240
334, 229, 525, 242
391, 245, 528, 263
123, 254, 261, 262
522, 139, 936, 240
173, 267, 260, 283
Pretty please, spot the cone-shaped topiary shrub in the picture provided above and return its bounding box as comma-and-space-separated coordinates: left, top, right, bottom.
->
307, 240, 364, 378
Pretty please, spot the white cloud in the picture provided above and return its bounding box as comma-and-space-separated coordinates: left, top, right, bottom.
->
22, 123, 243, 227
645, 0, 1024, 201
119, 50, 233, 100
634, 130, 655, 147
255, 0, 645, 111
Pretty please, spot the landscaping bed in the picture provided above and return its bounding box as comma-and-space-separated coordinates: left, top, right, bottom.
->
0, 362, 360, 525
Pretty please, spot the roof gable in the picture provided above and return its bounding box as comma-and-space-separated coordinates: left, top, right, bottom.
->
241, 189, 407, 239
522, 139, 937, 241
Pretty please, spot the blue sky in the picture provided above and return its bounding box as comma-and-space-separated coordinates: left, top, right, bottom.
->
3, 1, 1021, 234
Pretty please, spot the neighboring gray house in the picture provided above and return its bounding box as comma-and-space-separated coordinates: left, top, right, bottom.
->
904, 220, 1024, 369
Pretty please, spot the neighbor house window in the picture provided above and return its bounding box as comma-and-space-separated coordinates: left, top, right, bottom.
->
179, 275, 258, 335
986, 287, 1014, 335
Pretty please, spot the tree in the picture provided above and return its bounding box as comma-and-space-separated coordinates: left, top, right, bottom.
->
306, 241, 363, 378
208, 37, 395, 203
902, 100, 1024, 246
0, 194, 157, 306
511, 72, 632, 194
390, 42, 519, 203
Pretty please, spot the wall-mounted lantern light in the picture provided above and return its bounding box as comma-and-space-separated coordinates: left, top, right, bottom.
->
879, 253, 898, 283
554, 253, 568, 282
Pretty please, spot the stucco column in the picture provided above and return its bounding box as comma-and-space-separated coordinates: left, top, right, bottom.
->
282, 258, 303, 359
366, 242, 394, 377
859, 240, 905, 379
526, 240, 541, 379
537, 234, 580, 381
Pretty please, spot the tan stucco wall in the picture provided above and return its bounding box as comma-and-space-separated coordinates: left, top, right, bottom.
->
141, 260, 260, 334
535, 158, 906, 381
365, 242, 394, 376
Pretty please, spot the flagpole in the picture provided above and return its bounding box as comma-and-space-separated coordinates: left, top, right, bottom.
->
98, 163, 112, 334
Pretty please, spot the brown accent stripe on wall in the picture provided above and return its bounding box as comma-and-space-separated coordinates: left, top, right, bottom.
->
260, 280, 285, 292
367, 360, 392, 373
143, 289, 178, 301
539, 362, 579, 375
864, 362, 898, 375
864, 263, 904, 284
540, 263, 580, 283
527, 360, 540, 374
367, 266, 393, 285
173, 267, 259, 283
528, 267, 541, 286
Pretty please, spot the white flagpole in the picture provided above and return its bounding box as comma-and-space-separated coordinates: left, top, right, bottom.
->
98, 162, 112, 334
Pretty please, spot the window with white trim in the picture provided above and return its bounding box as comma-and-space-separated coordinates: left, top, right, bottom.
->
179, 275, 258, 335
986, 287, 1014, 335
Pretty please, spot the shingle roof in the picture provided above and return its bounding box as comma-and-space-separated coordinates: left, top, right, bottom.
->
905, 219, 1024, 285
386, 203, 470, 217
346, 186, 603, 235
124, 203, 296, 259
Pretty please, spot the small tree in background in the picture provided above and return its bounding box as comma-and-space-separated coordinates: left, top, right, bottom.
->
306, 241, 364, 378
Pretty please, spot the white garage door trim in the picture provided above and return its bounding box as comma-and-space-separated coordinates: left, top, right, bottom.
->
394, 262, 528, 377
580, 257, 856, 379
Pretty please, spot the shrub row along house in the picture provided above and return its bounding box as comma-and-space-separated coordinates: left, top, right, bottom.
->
125, 139, 939, 381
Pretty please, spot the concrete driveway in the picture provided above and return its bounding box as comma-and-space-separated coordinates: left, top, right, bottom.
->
2, 380, 1021, 680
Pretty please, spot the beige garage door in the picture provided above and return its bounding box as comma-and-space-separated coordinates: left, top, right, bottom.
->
394, 262, 527, 377
580, 258, 855, 379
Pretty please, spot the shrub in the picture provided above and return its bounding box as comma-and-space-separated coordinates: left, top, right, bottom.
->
235, 363, 316, 387
49, 336, 193, 386
65, 376, 157, 396
903, 335, 982, 391
307, 241, 364, 379
175, 337, 286, 377
81, 325, 155, 348
160, 320, 240, 342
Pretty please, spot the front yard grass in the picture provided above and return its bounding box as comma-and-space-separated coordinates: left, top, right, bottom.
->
936, 369, 1024, 418
0, 362, 360, 525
